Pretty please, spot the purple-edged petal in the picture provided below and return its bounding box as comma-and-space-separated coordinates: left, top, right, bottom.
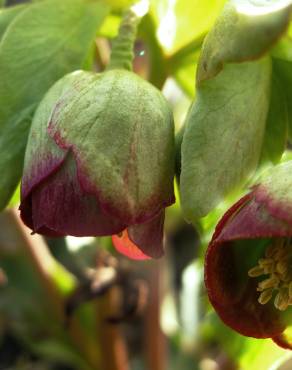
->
273, 330, 292, 350
127, 210, 165, 259
112, 231, 151, 261
215, 192, 292, 243
20, 72, 92, 228
20, 155, 66, 231
112, 210, 165, 260
30, 153, 126, 236
254, 161, 292, 226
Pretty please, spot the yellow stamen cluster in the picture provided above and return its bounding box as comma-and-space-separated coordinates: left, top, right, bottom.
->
248, 238, 292, 311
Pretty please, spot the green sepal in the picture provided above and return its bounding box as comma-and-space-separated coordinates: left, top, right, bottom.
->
197, 0, 292, 83
180, 58, 271, 222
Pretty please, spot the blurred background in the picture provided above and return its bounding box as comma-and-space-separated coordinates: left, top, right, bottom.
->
1, 0, 292, 369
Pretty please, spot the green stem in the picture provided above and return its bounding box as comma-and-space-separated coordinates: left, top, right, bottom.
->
139, 13, 167, 89
106, 9, 140, 71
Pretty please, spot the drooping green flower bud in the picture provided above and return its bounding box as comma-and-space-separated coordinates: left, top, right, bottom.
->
19, 4, 175, 260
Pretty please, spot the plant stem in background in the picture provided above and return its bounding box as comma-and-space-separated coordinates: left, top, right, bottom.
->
145, 262, 167, 370
2, 209, 130, 370
106, 1, 149, 71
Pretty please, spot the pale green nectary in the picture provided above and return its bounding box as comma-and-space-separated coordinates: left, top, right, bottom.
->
180, 58, 271, 221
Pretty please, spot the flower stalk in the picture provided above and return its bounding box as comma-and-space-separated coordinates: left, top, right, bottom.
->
107, 1, 149, 71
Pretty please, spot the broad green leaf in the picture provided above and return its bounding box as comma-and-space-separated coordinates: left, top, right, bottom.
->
173, 59, 197, 98
98, 13, 120, 38
260, 72, 288, 164
151, 0, 225, 54
166, 37, 202, 97
272, 21, 292, 62
202, 312, 287, 370
0, 0, 109, 210
102, 0, 135, 10
0, 4, 26, 40
0, 106, 35, 210
8, 183, 20, 207
239, 339, 287, 370
197, 0, 292, 83
180, 58, 271, 221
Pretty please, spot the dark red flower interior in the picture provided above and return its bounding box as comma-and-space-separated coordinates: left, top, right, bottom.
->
206, 239, 285, 338
205, 192, 292, 340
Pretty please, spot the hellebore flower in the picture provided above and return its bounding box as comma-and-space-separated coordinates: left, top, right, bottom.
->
19, 69, 175, 260
205, 161, 292, 349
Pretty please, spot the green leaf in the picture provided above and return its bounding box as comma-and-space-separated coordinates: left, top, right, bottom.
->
260, 71, 288, 164
173, 59, 197, 98
151, 0, 225, 54
0, 106, 35, 210
271, 22, 292, 62
0, 4, 26, 40
180, 58, 271, 221
202, 312, 287, 370
197, 0, 292, 83
102, 0, 135, 10
0, 0, 109, 210
239, 339, 287, 370
98, 13, 120, 38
